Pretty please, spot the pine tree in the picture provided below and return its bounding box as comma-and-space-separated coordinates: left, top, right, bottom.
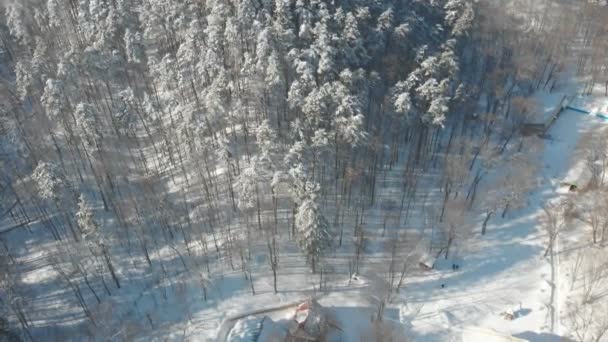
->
76, 194, 103, 246
76, 194, 121, 289
32, 161, 68, 204
74, 103, 102, 150
295, 186, 331, 273
124, 28, 146, 65
41, 79, 68, 122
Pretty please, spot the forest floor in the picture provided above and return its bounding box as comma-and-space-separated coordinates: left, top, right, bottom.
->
148, 90, 607, 341
3, 84, 607, 342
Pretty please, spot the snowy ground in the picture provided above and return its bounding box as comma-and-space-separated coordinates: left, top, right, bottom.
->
402, 94, 607, 341
134, 91, 606, 341
407, 93, 608, 341
3, 79, 606, 342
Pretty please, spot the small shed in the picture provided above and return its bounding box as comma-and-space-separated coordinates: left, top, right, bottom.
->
418, 252, 436, 271
520, 123, 546, 136
521, 95, 571, 137
502, 308, 515, 321
559, 161, 593, 193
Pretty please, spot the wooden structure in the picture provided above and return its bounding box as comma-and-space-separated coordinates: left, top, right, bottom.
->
418, 252, 436, 271
521, 95, 572, 136
559, 160, 594, 193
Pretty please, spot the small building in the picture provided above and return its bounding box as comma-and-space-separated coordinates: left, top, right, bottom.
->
520, 123, 546, 136
418, 253, 436, 271
502, 308, 515, 321
521, 95, 571, 137
559, 161, 593, 193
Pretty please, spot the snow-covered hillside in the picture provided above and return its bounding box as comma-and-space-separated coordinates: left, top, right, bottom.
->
1, 0, 608, 341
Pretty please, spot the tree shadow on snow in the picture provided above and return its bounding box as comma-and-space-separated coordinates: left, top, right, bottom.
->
514, 331, 575, 342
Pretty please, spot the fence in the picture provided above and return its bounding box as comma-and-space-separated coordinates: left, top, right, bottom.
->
564, 103, 608, 121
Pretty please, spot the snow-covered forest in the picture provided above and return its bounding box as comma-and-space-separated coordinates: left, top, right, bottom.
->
1, 0, 608, 341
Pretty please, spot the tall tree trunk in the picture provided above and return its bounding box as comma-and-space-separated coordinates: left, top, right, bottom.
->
102, 245, 121, 289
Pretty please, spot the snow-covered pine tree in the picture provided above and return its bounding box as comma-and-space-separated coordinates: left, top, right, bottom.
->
32, 161, 68, 204
75, 194, 120, 289
74, 103, 102, 151
76, 194, 103, 247
235, 120, 279, 232
295, 185, 331, 273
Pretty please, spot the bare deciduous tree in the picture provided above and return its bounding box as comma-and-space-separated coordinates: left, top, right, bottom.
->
539, 201, 567, 258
